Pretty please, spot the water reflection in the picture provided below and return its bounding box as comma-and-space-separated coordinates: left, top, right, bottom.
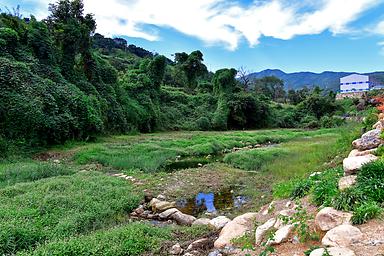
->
176, 188, 248, 216
196, 192, 216, 213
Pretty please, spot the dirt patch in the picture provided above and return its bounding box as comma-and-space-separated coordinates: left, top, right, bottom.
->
33, 150, 76, 162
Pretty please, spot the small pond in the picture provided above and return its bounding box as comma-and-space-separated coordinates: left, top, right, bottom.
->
175, 188, 249, 216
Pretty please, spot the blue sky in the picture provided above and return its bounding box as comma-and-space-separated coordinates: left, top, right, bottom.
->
5, 0, 384, 73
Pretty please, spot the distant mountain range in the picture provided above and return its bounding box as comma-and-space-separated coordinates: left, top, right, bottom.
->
247, 69, 384, 91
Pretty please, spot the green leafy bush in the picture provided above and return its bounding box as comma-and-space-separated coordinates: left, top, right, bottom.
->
290, 179, 313, 199
332, 187, 367, 211
311, 168, 342, 206
300, 115, 319, 129
351, 201, 382, 225
357, 160, 384, 202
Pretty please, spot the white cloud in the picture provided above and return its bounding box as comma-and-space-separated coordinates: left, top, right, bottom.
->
20, 0, 384, 50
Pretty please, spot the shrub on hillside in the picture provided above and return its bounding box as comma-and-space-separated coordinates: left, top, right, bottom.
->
351, 201, 382, 225
300, 115, 319, 129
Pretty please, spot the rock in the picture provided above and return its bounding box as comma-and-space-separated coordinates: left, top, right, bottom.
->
310, 247, 355, 256
187, 238, 211, 251
373, 120, 384, 130
209, 216, 231, 230
159, 208, 180, 219
343, 154, 378, 176
338, 175, 357, 190
315, 207, 352, 231
144, 191, 153, 203
170, 243, 183, 255
134, 205, 144, 215
352, 129, 383, 151
348, 148, 377, 157
208, 250, 222, 256
262, 201, 275, 215
274, 209, 296, 229
255, 218, 276, 245
322, 224, 363, 247
214, 213, 257, 248
149, 198, 176, 212
172, 211, 196, 226
192, 218, 211, 226
267, 224, 294, 245
157, 194, 166, 200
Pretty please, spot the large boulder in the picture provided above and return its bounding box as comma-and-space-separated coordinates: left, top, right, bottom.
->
149, 198, 176, 212
267, 224, 294, 245
187, 238, 211, 251
172, 211, 196, 226
310, 247, 355, 256
343, 154, 378, 176
214, 213, 257, 249
338, 175, 357, 190
322, 224, 363, 247
159, 208, 180, 219
348, 148, 377, 157
255, 218, 276, 245
315, 207, 352, 231
352, 129, 382, 151
192, 218, 211, 226
373, 120, 384, 130
209, 216, 231, 230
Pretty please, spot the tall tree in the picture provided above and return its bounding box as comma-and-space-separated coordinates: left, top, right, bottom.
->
46, 0, 96, 80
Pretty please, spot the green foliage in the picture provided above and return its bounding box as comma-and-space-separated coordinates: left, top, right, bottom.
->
280, 201, 319, 242
290, 179, 313, 199
351, 201, 382, 225
311, 168, 342, 206
332, 187, 367, 212
19, 223, 171, 256
223, 147, 287, 171
320, 115, 345, 128
356, 160, 384, 202
0, 161, 75, 187
362, 108, 379, 131
0, 172, 140, 254
300, 115, 319, 129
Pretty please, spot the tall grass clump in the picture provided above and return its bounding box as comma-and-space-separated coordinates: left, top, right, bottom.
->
0, 162, 74, 188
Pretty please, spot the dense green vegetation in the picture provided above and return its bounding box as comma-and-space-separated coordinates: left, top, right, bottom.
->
0, 0, 352, 158
0, 171, 141, 254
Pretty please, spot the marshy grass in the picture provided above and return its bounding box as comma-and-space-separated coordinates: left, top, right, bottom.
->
0, 172, 140, 254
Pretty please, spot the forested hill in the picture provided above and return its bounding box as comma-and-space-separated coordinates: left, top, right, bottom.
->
248, 69, 384, 91
0, 0, 352, 155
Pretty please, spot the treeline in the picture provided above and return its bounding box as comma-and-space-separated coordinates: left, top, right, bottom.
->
0, 0, 350, 154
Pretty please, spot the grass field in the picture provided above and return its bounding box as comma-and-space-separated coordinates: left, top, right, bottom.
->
0, 125, 359, 255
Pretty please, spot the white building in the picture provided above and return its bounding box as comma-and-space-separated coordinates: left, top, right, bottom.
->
340, 74, 370, 93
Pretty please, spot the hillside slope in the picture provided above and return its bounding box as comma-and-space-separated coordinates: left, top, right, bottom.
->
248, 69, 384, 91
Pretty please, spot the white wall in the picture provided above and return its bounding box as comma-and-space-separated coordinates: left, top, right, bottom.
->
340, 74, 369, 93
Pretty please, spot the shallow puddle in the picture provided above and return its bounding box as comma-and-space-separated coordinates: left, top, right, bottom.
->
175, 188, 248, 216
